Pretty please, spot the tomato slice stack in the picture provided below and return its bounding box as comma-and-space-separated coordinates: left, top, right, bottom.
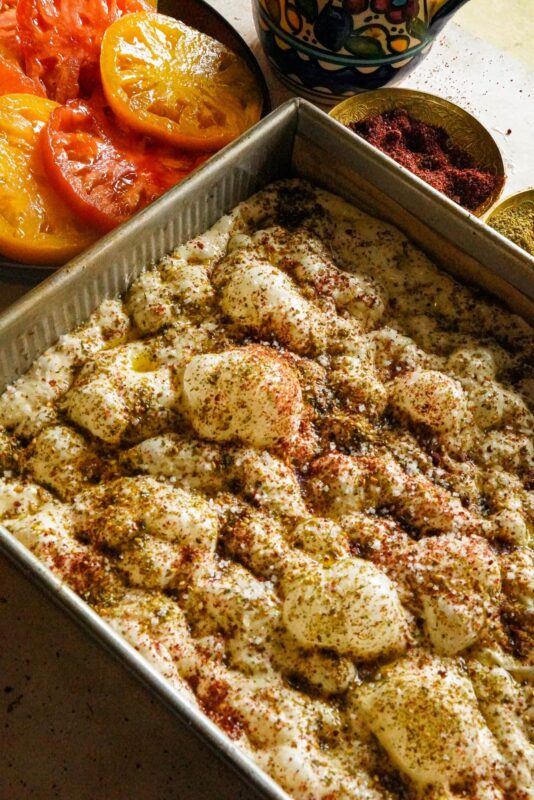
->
41, 93, 208, 231
0, 93, 97, 264
0, 0, 262, 265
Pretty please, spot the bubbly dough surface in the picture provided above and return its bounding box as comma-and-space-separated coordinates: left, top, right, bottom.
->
0, 180, 532, 800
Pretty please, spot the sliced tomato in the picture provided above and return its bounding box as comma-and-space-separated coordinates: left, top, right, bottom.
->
0, 93, 97, 264
16, 0, 153, 103
0, 5, 20, 63
0, 53, 45, 95
40, 94, 209, 232
100, 12, 262, 151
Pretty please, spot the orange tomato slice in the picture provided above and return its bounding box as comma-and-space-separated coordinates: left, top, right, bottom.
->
100, 12, 262, 151
0, 5, 20, 64
0, 94, 97, 264
0, 53, 45, 95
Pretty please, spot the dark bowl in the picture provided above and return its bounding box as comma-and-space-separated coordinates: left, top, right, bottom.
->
1, 0, 271, 283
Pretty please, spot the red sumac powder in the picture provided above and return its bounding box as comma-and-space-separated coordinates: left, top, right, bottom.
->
349, 108, 500, 211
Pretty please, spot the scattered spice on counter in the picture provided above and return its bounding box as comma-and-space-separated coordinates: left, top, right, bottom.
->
489, 202, 534, 256
349, 108, 501, 211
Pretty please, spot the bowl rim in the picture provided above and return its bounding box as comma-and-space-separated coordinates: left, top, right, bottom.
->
329, 87, 506, 218
485, 187, 534, 221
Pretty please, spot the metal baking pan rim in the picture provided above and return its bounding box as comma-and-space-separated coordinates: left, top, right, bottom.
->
318, 108, 534, 298
0, 98, 300, 351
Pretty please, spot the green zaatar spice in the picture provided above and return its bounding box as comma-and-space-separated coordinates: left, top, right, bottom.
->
489, 202, 534, 256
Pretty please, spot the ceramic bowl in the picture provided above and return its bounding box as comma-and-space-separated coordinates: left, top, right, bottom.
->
252, 0, 443, 106
329, 88, 505, 217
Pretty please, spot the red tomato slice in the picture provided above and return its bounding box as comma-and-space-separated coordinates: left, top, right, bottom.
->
0, 53, 45, 95
0, 6, 20, 63
40, 96, 209, 231
17, 0, 153, 103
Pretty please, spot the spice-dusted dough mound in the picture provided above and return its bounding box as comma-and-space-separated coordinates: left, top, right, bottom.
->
389, 369, 474, 452
182, 344, 305, 451
64, 342, 178, 444
74, 476, 220, 553
413, 533, 501, 655
0, 300, 130, 437
356, 655, 504, 788
283, 558, 410, 659
215, 249, 330, 355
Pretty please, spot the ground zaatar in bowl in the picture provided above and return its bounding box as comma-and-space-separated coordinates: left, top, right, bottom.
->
489, 202, 534, 256
350, 108, 500, 212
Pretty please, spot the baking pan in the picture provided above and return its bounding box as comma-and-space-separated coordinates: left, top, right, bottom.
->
0, 99, 533, 800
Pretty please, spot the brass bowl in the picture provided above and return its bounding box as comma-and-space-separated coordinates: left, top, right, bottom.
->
485, 188, 534, 256
329, 88, 505, 218
486, 188, 534, 221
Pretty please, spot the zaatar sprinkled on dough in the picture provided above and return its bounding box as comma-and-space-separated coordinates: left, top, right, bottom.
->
0, 179, 532, 800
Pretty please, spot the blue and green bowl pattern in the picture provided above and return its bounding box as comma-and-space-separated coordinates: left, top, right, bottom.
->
253, 0, 467, 104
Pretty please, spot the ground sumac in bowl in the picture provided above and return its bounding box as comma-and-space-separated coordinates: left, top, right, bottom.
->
349, 108, 500, 212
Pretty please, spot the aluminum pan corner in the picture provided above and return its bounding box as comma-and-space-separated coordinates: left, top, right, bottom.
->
295, 101, 534, 314
0, 99, 300, 390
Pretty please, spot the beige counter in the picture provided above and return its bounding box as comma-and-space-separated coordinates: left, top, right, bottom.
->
456, 0, 534, 68
0, 555, 262, 800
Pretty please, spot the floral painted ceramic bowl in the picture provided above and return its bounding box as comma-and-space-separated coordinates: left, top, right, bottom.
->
252, 0, 471, 105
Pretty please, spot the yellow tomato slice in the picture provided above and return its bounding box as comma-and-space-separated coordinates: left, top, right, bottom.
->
100, 12, 262, 152
0, 94, 97, 265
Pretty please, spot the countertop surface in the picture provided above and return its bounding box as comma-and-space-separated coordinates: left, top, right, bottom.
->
1, 1, 533, 798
